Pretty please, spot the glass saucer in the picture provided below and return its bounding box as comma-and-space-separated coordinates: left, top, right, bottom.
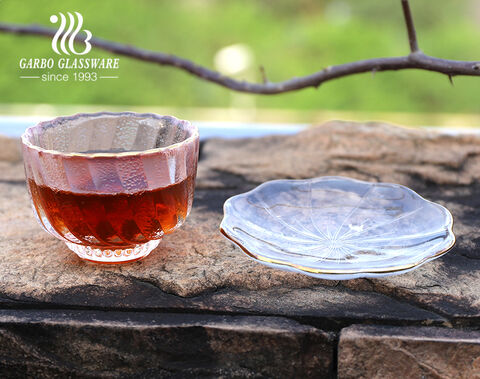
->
220, 176, 455, 280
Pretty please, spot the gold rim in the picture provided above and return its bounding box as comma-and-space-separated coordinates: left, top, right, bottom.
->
219, 176, 456, 276
220, 227, 455, 275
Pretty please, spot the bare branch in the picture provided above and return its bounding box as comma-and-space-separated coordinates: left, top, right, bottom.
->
401, 0, 419, 53
259, 65, 268, 84
0, 21, 479, 95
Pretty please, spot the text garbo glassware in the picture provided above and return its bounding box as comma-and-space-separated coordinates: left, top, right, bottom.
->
22, 112, 199, 263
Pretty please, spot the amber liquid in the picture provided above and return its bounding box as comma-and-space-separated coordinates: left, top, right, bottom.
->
28, 177, 194, 248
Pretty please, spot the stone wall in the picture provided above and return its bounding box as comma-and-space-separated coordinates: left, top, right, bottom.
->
1, 121, 480, 377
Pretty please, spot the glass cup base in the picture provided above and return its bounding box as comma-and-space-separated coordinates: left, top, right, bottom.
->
66, 239, 161, 264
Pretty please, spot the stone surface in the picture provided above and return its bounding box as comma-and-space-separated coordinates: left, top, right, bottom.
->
338, 325, 480, 379
0, 310, 333, 378
3, 121, 480, 376
1, 121, 480, 325
200, 121, 480, 186
0, 135, 21, 163
0, 161, 24, 183
199, 122, 480, 326
0, 181, 445, 328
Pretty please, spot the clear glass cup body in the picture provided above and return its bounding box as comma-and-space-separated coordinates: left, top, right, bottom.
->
21, 112, 199, 263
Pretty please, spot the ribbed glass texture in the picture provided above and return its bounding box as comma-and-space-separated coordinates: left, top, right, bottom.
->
22, 112, 199, 263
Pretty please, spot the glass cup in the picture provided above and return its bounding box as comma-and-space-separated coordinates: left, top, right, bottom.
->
21, 112, 199, 263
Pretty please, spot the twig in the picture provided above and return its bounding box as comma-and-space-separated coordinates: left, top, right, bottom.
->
401, 0, 419, 53
0, 1, 479, 95
259, 65, 268, 84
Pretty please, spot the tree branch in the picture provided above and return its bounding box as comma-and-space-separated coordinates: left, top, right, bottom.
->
259, 65, 268, 84
0, 2, 479, 95
401, 0, 419, 52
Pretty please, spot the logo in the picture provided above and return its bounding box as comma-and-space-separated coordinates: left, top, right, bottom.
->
49, 12, 92, 55
18, 13, 120, 82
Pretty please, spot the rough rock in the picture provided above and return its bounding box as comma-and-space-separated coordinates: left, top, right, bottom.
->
0, 310, 333, 378
199, 121, 480, 325
0, 135, 21, 163
200, 121, 480, 186
338, 325, 480, 379
1, 121, 480, 324
0, 182, 445, 328
3, 121, 480, 376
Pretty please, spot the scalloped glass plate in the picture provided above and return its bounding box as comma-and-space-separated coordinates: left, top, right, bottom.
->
220, 176, 455, 280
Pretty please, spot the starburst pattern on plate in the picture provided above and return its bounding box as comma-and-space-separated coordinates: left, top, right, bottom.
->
220, 176, 455, 279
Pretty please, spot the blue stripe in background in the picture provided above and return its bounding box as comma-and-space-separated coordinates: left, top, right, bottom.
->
0, 116, 307, 140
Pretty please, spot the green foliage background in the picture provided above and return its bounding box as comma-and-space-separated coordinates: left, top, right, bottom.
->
0, 0, 479, 114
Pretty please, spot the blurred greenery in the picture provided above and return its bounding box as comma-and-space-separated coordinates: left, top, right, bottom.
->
0, 0, 479, 114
